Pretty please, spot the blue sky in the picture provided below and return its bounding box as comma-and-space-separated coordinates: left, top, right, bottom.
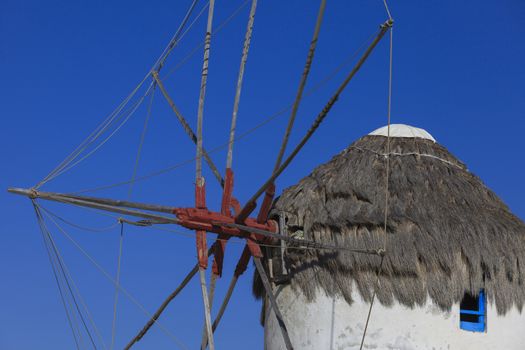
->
1, 0, 524, 349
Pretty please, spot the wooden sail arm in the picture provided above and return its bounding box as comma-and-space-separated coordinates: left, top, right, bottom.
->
8, 187, 180, 224
151, 71, 225, 188
7, 187, 278, 241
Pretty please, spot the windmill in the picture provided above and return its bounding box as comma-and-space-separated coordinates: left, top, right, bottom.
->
8, 1, 395, 349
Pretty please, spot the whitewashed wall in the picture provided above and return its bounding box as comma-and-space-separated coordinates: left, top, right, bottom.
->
264, 284, 525, 350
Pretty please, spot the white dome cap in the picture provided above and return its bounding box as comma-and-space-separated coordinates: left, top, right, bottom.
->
369, 124, 436, 142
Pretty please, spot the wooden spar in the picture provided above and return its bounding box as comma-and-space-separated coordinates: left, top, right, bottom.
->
272, 0, 326, 174
236, 19, 394, 223
196, 0, 215, 183
200, 272, 217, 349
254, 0, 326, 228
125, 264, 199, 349
254, 257, 294, 350
151, 71, 225, 187
195, 1, 216, 349
46, 191, 175, 213
198, 269, 214, 350
124, 245, 216, 349
213, 274, 238, 330
201, 274, 238, 350
225, 0, 258, 170
220, 222, 381, 255
201, 245, 251, 350
8, 188, 180, 224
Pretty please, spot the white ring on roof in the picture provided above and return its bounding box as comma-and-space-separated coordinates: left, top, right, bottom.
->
369, 124, 436, 142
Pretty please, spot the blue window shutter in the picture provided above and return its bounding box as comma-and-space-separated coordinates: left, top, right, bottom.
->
459, 289, 486, 332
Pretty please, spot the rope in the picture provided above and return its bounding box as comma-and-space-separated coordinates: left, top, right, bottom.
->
173, 2, 210, 51
33, 203, 82, 350
71, 30, 379, 195
226, 0, 258, 169
220, 222, 381, 255
40, 85, 153, 188
272, 0, 326, 173
154, 0, 201, 73
39, 207, 189, 350
162, 0, 251, 81
359, 17, 393, 350
382, 0, 393, 21
45, 218, 100, 350
36, 0, 202, 189
128, 86, 156, 198
348, 146, 464, 169
128, 223, 381, 254
112, 86, 156, 349
34, 203, 103, 349
36, 78, 151, 189
45, 211, 120, 232
110, 223, 124, 350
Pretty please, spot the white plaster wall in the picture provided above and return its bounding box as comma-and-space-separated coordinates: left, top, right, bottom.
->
264, 285, 525, 350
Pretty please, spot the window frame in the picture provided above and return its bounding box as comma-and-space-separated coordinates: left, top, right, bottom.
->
459, 289, 486, 333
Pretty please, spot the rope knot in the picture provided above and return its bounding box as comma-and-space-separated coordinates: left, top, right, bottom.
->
381, 19, 394, 29
29, 188, 38, 199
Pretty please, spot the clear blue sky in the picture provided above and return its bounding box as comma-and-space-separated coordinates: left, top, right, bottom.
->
2, 1, 524, 349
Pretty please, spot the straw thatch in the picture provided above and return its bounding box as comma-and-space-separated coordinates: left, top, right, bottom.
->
254, 133, 525, 315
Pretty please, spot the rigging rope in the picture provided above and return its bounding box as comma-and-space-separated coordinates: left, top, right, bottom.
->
39, 207, 189, 350
36, 0, 204, 189
48, 212, 120, 232
71, 30, 379, 195
162, 0, 251, 81
45, 218, 100, 350
109, 223, 124, 350
154, 0, 201, 73
33, 203, 82, 350
111, 82, 156, 350
34, 203, 103, 349
45, 87, 153, 184
37, 84, 153, 190
359, 15, 393, 350
174, 2, 210, 50
349, 146, 463, 169
382, 0, 393, 21
36, 78, 151, 189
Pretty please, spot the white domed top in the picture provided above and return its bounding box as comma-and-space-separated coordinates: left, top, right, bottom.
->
369, 124, 436, 142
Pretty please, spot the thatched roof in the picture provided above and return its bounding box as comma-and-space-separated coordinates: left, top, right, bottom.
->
254, 125, 525, 315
